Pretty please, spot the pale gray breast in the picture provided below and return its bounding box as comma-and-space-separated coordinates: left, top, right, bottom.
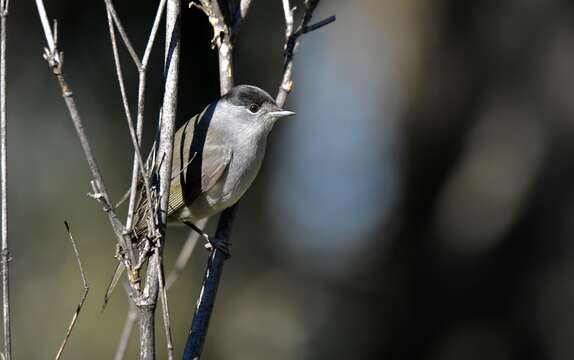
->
189, 131, 269, 219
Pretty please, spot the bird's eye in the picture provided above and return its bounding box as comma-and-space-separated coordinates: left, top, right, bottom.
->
248, 104, 260, 113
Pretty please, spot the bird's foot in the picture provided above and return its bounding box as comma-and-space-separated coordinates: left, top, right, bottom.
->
183, 220, 231, 258
203, 236, 232, 259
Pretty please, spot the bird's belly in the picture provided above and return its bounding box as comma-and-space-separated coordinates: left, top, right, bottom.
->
177, 147, 265, 221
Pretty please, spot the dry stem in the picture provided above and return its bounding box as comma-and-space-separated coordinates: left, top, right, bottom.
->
54, 222, 90, 360
0, 0, 10, 358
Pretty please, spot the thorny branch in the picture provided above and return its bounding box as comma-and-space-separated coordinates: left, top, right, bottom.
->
55, 222, 89, 360
0, 0, 10, 358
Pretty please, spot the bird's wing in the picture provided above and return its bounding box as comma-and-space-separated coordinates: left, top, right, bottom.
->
169, 144, 232, 218
201, 145, 233, 192
133, 106, 232, 235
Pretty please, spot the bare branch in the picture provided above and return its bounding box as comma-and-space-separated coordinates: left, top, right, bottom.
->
281, 0, 294, 39
103, 0, 142, 69
34, 0, 140, 291
35, 0, 59, 64
142, 0, 167, 67
105, 9, 154, 232
0, 1, 10, 358
37, 1, 184, 358
137, 0, 181, 358
124, 0, 167, 231
55, 222, 90, 360
192, 0, 232, 92
183, 206, 238, 360
115, 220, 204, 360
277, 0, 335, 105
156, 248, 174, 360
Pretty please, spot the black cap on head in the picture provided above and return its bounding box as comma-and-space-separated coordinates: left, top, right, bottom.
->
223, 85, 278, 108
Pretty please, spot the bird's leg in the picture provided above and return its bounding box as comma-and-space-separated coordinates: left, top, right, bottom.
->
183, 220, 231, 258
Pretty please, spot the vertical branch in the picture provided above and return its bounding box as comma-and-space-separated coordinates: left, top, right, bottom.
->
123, 0, 167, 230
182, 205, 237, 360
194, 0, 236, 93
276, 0, 294, 106
105, 11, 153, 233
137, 0, 180, 359
184, 1, 335, 359
0, 0, 10, 359
183, 1, 253, 358
113, 219, 204, 360
104, 5, 158, 236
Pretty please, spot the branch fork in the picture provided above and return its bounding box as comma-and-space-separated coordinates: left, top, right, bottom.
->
189, 1, 228, 49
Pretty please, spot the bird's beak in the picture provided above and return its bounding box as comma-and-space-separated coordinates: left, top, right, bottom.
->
269, 110, 296, 118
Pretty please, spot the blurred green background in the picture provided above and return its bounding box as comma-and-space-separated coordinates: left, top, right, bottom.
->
4, 0, 574, 359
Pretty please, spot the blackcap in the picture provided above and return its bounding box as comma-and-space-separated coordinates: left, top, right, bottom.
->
104, 85, 294, 307
134, 85, 295, 240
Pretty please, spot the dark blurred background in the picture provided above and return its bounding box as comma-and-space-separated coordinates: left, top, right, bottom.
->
4, 0, 574, 359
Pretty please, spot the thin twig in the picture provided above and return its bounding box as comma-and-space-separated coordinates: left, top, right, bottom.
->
36, 1, 182, 359
117, 0, 167, 231
0, 0, 10, 358
35, 0, 59, 64
105, 8, 154, 232
276, 0, 335, 105
155, 248, 174, 359
142, 0, 167, 67
136, 0, 181, 358
35, 0, 140, 294
124, 70, 146, 231
103, 0, 142, 69
114, 300, 137, 360
55, 222, 90, 360
281, 0, 294, 39
126, 0, 167, 228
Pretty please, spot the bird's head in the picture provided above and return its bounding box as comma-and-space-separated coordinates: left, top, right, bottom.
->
219, 85, 295, 133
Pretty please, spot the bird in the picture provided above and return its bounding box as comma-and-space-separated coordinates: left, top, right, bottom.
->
103, 85, 295, 307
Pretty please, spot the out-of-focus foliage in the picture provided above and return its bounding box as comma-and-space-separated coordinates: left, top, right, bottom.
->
4, 0, 574, 359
